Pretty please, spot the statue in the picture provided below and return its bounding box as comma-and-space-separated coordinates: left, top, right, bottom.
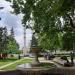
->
30, 33, 40, 64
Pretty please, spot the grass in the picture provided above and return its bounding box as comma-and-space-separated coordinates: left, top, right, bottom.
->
1, 58, 33, 71
0, 58, 18, 67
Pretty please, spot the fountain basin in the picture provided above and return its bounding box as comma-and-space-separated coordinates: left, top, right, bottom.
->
17, 62, 56, 71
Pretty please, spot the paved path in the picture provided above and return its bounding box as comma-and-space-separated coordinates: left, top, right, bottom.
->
52, 58, 75, 69
0, 57, 31, 70
39, 57, 75, 69
39, 57, 63, 68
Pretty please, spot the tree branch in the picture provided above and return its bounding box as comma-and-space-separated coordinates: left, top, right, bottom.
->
66, 13, 75, 28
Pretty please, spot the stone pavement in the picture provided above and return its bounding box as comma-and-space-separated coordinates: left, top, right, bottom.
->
52, 57, 75, 69
39, 57, 63, 68
39, 57, 75, 69
39, 57, 75, 75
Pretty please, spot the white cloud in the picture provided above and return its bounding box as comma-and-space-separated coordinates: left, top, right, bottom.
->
0, 0, 12, 12
0, 0, 32, 49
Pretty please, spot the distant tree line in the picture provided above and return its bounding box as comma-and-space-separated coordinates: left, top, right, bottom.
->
0, 26, 19, 59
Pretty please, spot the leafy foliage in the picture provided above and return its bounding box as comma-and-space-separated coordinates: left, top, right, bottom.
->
7, 27, 19, 54
0, 27, 19, 54
0, 27, 8, 53
5, 0, 75, 51
31, 33, 38, 47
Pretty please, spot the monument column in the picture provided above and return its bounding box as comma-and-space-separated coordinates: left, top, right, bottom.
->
23, 26, 27, 55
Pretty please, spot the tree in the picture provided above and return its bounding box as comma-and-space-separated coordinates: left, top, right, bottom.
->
3, 27, 8, 51
31, 33, 38, 47
0, 27, 8, 52
5, 0, 75, 29
0, 27, 19, 59
10, 27, 14, 37
0, 27, 4, 52
0, 27, 8, 59
6, 0, 75, 64
7, 27, 19, 54
38, 32, 61, 53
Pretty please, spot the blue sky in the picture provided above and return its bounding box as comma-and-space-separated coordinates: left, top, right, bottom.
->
0, 0, 32, 49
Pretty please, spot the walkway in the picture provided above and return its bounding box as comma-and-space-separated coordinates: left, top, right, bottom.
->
39, 57, 63, 68
39, 57, 75, 75
39, 57, 75, 69
52, 58, 75, 69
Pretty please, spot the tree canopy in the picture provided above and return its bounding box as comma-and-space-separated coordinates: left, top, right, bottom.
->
6, 0, 75, 51
0, 27, 19, 54
7, 27, 19, 54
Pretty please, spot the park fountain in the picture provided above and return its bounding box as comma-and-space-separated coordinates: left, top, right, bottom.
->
30, 33, 40, 65
17, 33, 56, 75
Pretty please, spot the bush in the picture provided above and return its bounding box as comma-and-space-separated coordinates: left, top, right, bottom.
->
60, 56, 67, 60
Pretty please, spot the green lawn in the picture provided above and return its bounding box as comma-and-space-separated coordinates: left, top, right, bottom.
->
0, 58, 18, 67
1, 58, 33, 71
